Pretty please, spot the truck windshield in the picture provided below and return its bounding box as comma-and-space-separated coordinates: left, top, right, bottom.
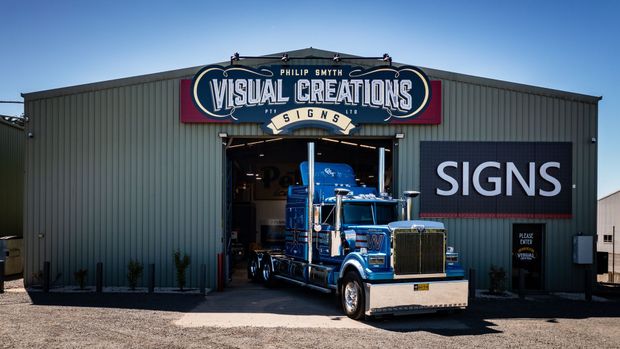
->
342, 203, 374, 225
375, 203, 398, 224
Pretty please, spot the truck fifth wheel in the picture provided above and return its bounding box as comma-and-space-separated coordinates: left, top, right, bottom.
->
247, 142, 468, 320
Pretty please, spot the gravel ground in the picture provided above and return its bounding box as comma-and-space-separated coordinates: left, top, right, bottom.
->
1, 279, 619, 349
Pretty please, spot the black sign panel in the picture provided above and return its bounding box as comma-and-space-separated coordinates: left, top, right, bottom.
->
512, 224, 544, 290
420, 142, 572, 218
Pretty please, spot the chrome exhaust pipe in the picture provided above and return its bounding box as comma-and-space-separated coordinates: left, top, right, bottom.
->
378, 147, 385, 195
402, 191, 420, 220
307, 142, 314, 265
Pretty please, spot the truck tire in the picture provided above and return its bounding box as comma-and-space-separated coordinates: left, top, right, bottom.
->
260, 255, 276, 287
341, 271, 365, 320
247, 253, 260, 282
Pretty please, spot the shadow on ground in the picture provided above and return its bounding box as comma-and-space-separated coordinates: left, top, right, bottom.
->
17, 269, 620, 336
27, 292, 204, 312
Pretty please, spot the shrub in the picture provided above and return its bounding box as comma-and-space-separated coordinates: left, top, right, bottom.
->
74, 268, 88, 290
488, 265, 506, 294
127, 259, 144, 290
173, 250, 191, 291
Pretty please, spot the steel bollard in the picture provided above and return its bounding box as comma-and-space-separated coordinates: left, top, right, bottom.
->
585, 267, 592, 302
468, 268, 476, 300
96, 262, 103, 293
200, 264, 206, 295
0, 259, 5, 294
43, 261, 51, 293
148, 264, 155, 294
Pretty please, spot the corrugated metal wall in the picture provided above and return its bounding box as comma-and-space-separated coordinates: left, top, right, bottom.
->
23, 54, 598, 291
0, 120, 24, 237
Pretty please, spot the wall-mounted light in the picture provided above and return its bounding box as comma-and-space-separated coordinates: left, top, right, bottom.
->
281, 53, 289, 62
591, 137, 597, 144
382, 53, 392, 63
27, 132, 33, 138
218, 132, 228, 138
333, 54, 341, 62
395, 133, 405, 139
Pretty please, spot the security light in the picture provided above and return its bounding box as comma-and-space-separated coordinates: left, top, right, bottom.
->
395, 133, 405, 139
218, 132, 228, 138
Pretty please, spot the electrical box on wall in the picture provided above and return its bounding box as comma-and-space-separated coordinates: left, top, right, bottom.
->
573, 235, 593, 264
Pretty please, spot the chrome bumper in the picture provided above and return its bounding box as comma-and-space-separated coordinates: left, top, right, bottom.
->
364, 279, 469, 316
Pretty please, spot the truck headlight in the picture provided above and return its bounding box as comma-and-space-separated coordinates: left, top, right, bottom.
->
368, 255, 385, 265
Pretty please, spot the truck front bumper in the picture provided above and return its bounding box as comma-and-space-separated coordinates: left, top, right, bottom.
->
364, 279, 469, 316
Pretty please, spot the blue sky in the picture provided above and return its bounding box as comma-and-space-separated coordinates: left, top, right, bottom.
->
1, 0, 618, 197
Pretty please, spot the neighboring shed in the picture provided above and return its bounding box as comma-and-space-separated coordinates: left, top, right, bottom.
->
0, 115, 24, 237
598, 190, 620, 281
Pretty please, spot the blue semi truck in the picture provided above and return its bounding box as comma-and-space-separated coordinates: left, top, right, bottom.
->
247, 143, 468, 320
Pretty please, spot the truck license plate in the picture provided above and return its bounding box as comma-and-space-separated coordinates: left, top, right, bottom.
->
414, 283, 429, 291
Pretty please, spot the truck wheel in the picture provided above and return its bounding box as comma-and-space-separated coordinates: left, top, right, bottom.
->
247, 254, 260, 282
260, 255, 275, 287
341, 271, 365, 320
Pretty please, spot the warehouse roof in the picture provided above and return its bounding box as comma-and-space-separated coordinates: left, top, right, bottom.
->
0, 114, 24, 130
22, 47, 602, 103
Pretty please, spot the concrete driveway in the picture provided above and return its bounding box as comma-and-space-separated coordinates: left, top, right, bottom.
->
175, 272, 469, 330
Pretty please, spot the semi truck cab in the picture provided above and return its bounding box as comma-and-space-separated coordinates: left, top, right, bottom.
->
248, 144, 468, 320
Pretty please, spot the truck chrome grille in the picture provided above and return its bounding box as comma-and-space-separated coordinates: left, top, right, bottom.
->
393, 230, 445, 275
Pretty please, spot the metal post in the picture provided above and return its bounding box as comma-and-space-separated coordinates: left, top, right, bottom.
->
585, 267, 592, 301
148, 264, 155, 294
518, 268, 525, 299
200, 263, 206, 295
96, 262, 103, 293
43, 261, 50, 293
0, 259, 5, 294
613, 226, 616, 283
307, 142, 314, 276
468, 268, 476, 300
378, 147, 385, 195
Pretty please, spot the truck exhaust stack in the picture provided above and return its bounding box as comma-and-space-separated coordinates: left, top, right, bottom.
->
378, 147, 385, 195
402, 190, 420, 220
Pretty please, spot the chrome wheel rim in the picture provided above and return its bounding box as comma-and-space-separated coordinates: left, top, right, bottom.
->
344, 281, 359, 313
262, 261, 270, 281
249, 259, 258, 277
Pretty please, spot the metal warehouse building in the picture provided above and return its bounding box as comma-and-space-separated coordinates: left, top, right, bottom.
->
21, 48, 599, 292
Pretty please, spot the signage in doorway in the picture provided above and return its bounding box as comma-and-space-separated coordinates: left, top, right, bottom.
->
512, 224, 545, 290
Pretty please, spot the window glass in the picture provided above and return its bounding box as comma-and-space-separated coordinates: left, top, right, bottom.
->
321, 205, 335, 226
342, 203, 373, 225
375, 203, 398, 224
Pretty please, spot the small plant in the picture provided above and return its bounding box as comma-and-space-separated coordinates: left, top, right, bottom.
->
74, 268, 88, 290
173, 249, 191, 291
127, 259, 144, 290
488, 264, 506, 294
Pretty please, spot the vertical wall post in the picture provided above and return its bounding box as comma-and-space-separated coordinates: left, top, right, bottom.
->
96, 262, 103, 293
148, 263, 155, 294
43, 261, 50, 293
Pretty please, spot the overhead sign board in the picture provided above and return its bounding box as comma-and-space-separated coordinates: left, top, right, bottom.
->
420, 142, 572, 218
180, 64, 441, 134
